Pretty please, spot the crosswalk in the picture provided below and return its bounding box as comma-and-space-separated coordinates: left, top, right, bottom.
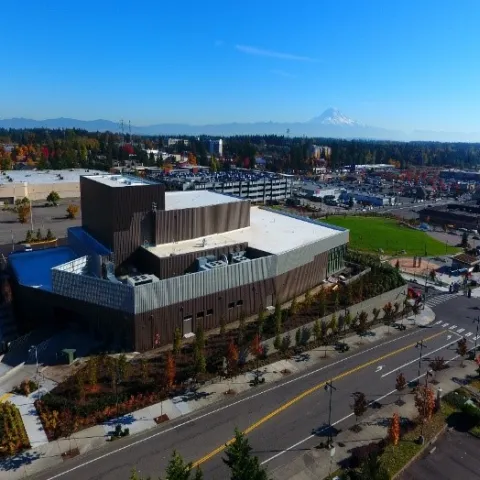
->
425, 292, 463, 308
433, 319, 479, 341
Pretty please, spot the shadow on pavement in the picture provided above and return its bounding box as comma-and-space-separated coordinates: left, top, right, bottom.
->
0, 450, 42, 471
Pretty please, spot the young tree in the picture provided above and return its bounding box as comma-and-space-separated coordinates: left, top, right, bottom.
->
17, 201, 31, 224
173, 328, 182, 355
46, 191, 60, 206
295, 328, 301, 347
164, 352, 176, 389
140, 358, 149, 384
382, 302, 393, 321
388, 412, 400, 447
414, 385, 436, 423
352, 392, 368, 426
357, 311, 368, 336
317, 287, 327, 318
457, 337, 468, 366
429, 269, 436, 282
194, 348, 206, 375
344, 311, 352, 334
429, 356, 446, 382
328, 313, 337, 335
372, 307, 380, 322
393, 302, 400, 316
250, 334, 263, 362
274, 302, 282, 330
223, 428, 269, 480
273, 332, 281, 350
219, 315, 226, 337
36, 228, 42, 242
66, 204, 79, 219
289, 296, 298, 317
313, 318, 321, 342
161, 450, 201, 480
395, 372, 407, 404
395, 259, 400, 270
45, 228, 54, 241
257, 309, 265, 334
279, 334, 291, 355
226, 339, 239, 373
86, 357, 98, 386
358, 453, 390, 480
195, 325, 205, 351
304, 289, 312, 307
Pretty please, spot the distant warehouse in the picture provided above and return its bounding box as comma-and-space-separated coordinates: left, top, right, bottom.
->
0, 169, 105, 204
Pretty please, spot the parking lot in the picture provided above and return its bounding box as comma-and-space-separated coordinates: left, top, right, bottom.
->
399, 429, 480, 480
0, 199, 81, 247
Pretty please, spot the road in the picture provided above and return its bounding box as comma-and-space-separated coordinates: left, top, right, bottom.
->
32, 294, 480, 480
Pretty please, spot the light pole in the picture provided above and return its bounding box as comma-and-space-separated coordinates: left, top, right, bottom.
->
473, 316, 480, 352
416, 340, 427, 381
324, 380, 337, 447
29, 345, 38, 374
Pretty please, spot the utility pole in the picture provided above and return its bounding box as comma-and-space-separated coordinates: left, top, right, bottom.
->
324, 380, 337, 447
473, 316, 480, 353
416, 340, 427, 381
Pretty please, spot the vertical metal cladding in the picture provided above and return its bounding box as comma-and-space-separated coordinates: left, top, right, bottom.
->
52, 268, 135, 313
133, 255, 277, 314
155, 201, 250, 244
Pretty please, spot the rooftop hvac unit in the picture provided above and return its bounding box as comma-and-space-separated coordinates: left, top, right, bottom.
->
126, 274, 160, 287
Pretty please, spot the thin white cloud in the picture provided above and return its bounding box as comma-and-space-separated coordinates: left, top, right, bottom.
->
235, 44, 317, 62
271, 69, 297, 78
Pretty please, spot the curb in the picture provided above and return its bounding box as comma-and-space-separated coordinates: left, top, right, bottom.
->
0, 361, 25, 384
392, 423, 448, 479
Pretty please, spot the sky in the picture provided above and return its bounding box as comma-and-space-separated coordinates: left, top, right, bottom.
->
2, 0, 480, 133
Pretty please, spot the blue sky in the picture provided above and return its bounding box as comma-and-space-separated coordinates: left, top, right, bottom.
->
2, 0, 480, 132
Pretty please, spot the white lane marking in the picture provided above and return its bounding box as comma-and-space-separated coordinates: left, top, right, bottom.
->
474, 336, 480, 341
41, 328, 425, 480
435, 321, 442, 325
442, 323, 449, 328
261, 366, 441, 467
457, 328, 465, 333
375, 365, 385, 373
450, 325, 458, 330
380, 338, 458, 378
465, 332, 473, 338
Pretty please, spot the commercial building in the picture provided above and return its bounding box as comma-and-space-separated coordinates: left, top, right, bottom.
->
208, 139, 223, 156
9, 174, 348, 352
148, 170, 294, 204
0, 169, 105, 204
419, 204, 480, 230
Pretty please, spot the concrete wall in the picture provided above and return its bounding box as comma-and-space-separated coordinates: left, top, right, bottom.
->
273, 285, 408, 344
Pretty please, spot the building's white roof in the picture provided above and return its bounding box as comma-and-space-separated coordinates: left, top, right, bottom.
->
0, 169, 105, 185
147, 206, 342, 257
164, 190, 243, 211
85, 174, 157, 188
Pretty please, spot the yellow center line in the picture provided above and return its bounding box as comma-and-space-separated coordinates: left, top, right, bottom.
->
191, 329, 446, 468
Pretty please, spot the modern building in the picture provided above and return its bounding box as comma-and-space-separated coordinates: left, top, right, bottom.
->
208, 139, 223, 157
0, 169, 105, 204
148, 171, 294, 204
167, 138, 190, 147
9, 174, 349, 352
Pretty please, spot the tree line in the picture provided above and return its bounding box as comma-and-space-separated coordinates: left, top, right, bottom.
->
2, 128, 480, 173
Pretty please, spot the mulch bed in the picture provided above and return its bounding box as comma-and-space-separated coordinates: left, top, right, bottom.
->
61, 448, 80, 461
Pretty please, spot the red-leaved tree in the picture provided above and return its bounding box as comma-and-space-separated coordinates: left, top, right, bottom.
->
164, 352, 176, 390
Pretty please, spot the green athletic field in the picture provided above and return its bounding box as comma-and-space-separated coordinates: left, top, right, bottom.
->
322, 216, 460, 256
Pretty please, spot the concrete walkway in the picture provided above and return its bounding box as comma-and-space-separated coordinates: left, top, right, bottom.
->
0, 308, 437, 480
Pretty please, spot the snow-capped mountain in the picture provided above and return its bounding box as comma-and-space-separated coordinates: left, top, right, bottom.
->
308, 108, 360, 126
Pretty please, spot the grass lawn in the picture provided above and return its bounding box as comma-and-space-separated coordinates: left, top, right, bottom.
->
323, 216, 460, 256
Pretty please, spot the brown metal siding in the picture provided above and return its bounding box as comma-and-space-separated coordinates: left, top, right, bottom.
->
155, 201, 250, 245
133, 242, 248, 280
80, 177, 165, 267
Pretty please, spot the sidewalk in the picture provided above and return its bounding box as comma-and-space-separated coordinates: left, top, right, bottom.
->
0, 308, 436, 479
270, 358, 479, 480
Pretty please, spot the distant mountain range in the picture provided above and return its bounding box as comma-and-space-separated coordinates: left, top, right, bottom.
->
1, 108, 479, 142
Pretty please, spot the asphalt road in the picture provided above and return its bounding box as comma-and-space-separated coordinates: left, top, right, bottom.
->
30, 294, 480, 480
399, 429, 480, 480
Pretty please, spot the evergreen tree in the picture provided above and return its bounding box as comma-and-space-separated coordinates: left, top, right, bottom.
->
160, 450, 201, 480
223, 428, 269, 480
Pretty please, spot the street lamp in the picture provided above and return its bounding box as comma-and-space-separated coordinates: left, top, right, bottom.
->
415, 340, 427, 382
473, 316, 480, 353
29, 345, 38, 373
324, 380, 337, 447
